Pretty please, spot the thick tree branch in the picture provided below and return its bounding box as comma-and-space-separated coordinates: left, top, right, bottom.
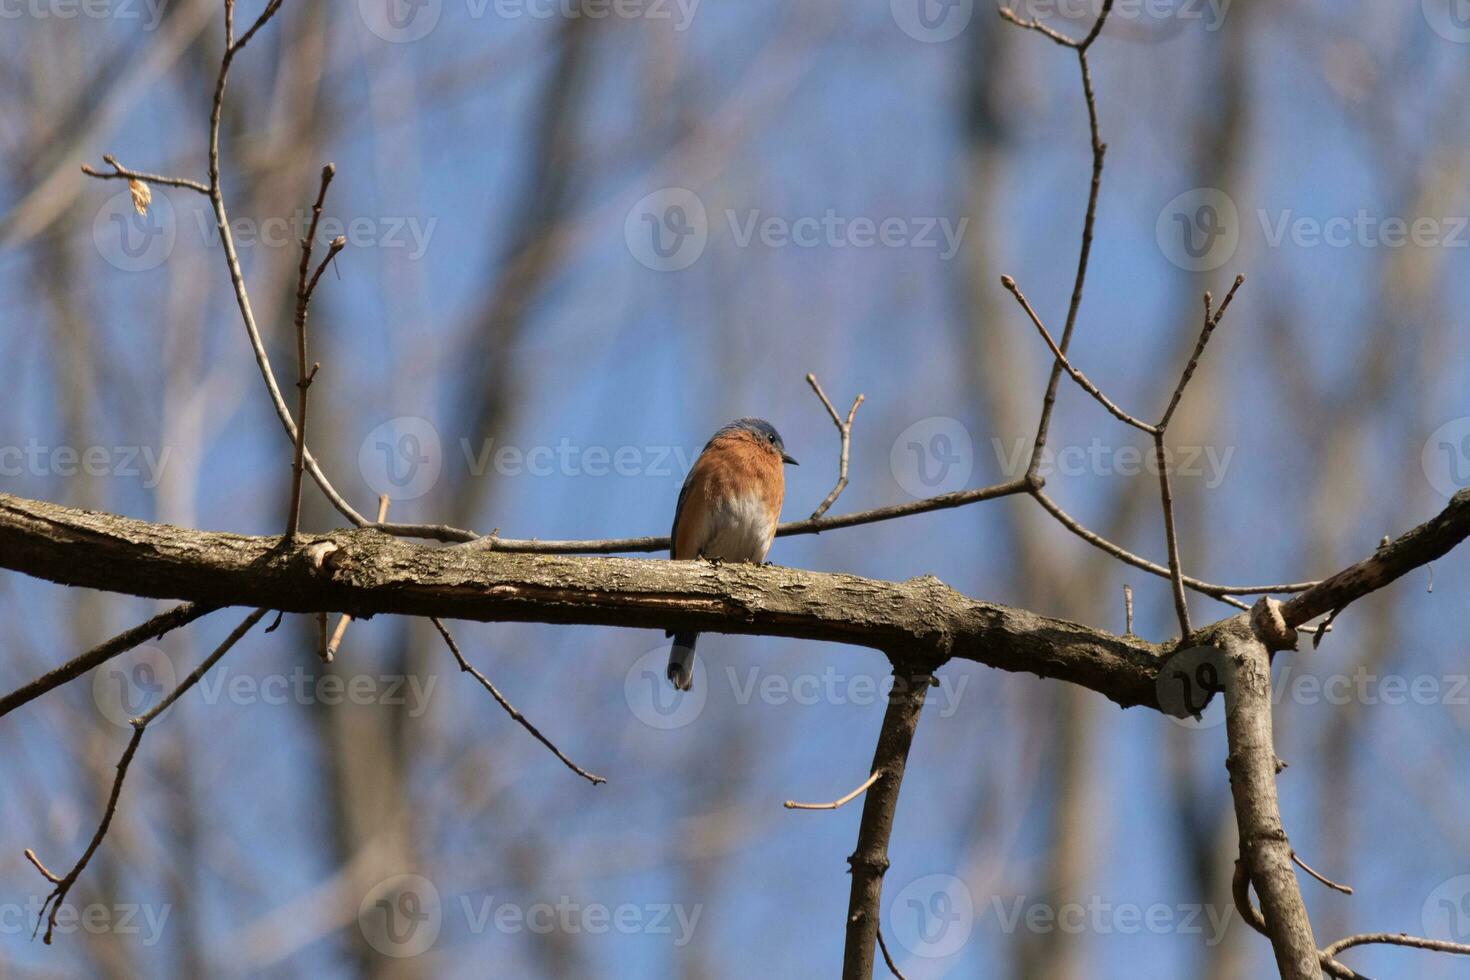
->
0, 492, 1168, 710
1216, 619, 1322, 979
842, 667, 931, 980
1280, 487, 1470, 633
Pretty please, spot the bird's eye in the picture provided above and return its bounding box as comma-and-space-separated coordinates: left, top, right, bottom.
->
767, 433, 775, 443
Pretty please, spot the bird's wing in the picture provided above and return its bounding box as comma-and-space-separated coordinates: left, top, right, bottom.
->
670, 458, 700, 558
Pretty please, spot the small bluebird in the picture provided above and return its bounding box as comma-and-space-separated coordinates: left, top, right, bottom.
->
667, 418, 798, 691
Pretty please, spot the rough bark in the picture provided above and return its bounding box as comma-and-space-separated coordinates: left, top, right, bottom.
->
0, 492, 1169, 710
1215, 618, 1323, 980
1281, 487, 1470, 631
842, 667, 932, 980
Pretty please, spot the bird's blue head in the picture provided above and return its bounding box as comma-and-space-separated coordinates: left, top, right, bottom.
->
719, 417, 798, 465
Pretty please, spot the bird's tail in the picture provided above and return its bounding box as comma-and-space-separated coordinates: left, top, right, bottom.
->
667, 632, 698, 691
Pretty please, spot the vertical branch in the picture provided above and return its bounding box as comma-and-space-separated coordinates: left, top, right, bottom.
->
1018, 0, 1115, 483
1151, 281, 1238, 638
1218, 620, 1322, 980
842, 665, 933, 980
805, 373, 864, 520
1155, 430, 1191, 636
285, 163, 336, 541
206, 0, 373, 531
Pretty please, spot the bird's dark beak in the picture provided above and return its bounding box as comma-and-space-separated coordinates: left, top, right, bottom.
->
781, 452, 799, 466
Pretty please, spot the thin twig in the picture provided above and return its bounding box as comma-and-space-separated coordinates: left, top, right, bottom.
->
206, 0, 375, 532
1292, 851, 1353, 895
1154, 431, 1192, 636
1018, 0, 1116, 485
315, 611, 329, 663
22, 849, 60, 884
1311, 607, 1341, 650
457, 479, 1034, 552
27, 608, 265, 944
1030, 490, 1315, 602
1123, 584, 1134, 635
1001, 275, 1156, 434
876, 925, 909, 980
0, 603, 217, 720
785, 770, 882, 811
997, 6, 1084, 47
79, 155, 209, 195
806, 373, 864, 520
1323, 933, 1470, 959
228, 0, 283, 54
285, 164, 337, 542
306, 236, 346, 304
1158, 276, 1244, 430
431, 618, 605, 785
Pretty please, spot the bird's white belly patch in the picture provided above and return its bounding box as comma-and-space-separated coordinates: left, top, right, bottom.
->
698, 492, 774, 563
